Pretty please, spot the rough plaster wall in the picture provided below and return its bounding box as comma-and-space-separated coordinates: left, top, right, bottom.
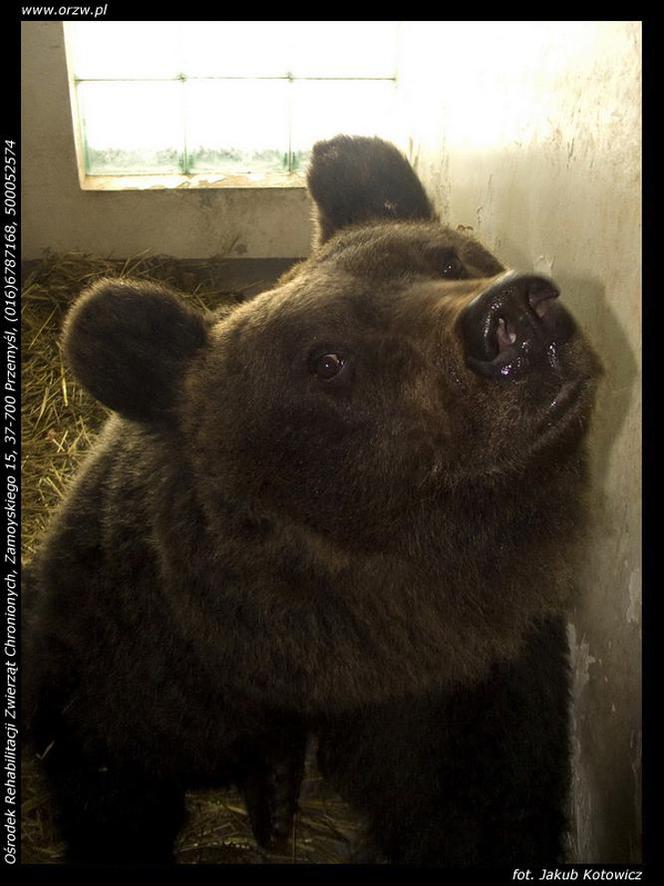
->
399, 21, 642, 862
21, 22, 313, 260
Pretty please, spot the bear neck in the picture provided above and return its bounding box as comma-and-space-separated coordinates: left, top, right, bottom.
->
153, 432, 587, 714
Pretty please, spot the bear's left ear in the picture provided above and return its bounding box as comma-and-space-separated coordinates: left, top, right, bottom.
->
63, 278, 208, 425
307, 135, 436, 244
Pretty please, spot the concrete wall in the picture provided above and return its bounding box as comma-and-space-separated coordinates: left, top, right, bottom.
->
21, 22, 313, 260
399, 21, 642, 862
21, 18, 642, 864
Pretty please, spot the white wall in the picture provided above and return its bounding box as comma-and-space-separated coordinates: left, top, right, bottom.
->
399, 21, 642, 862
21, 22, 313, 260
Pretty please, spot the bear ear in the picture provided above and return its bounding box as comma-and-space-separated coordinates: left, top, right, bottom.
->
63, 278, 208, 424
307, 135, 436, 244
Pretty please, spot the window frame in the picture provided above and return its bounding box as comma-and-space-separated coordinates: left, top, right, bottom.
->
62, 22, 400, 192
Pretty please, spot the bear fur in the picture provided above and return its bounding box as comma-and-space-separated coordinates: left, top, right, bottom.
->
23, 135, 601, 865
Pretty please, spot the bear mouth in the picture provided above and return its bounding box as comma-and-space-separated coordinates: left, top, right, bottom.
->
535, 378, 587, 435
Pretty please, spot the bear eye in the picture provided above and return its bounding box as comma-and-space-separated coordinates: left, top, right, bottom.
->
441, 255, 465, 278
311, 352, 345, 380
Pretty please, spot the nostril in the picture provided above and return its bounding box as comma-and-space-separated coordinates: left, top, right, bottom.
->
527, 279, 559, 318
496, 317, 517, 352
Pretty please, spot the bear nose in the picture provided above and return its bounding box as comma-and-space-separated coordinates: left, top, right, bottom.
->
459, 272, 576, 380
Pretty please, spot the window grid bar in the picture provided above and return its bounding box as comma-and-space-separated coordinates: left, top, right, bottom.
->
73, 75, 397, 84
286, 76, 294, 174
179, 80, 189, 176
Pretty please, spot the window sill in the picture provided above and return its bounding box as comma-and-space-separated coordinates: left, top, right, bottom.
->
80, 171, 307, 191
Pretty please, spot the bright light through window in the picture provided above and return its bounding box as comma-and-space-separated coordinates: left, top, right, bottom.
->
64, 21, 401, 182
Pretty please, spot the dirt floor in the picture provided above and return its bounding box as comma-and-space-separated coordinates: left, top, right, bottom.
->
21, 251, 365, 864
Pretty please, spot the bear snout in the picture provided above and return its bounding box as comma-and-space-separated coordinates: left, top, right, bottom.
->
459, 272, 577, 380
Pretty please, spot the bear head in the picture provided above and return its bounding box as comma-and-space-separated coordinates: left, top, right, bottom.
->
65, 136, 600, 553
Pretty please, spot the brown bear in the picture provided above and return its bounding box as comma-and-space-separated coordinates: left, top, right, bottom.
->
23, 135, 601, 866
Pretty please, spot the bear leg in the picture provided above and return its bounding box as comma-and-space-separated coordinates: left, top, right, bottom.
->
238, 727, 307, 853
318, 617, 571, 866
44, 743, 186, 865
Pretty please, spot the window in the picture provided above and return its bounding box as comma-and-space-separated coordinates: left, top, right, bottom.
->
64, 21, 401, 189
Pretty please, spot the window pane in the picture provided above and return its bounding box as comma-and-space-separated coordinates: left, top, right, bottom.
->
66, 22, 183, 79
78, 81, 183, 174
185, 81, 289, 175
288, 21, 399, 78
67, 22, 403, 181
291, 80, 399, 170
181, 21, 290, 78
